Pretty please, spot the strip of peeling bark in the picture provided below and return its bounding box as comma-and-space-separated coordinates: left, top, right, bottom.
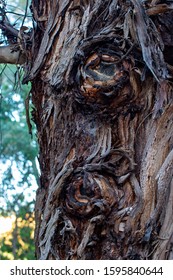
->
147, 3, 173, 16
0, 46, 25, 64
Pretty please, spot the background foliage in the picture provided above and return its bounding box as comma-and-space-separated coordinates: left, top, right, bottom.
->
0, 0, 38, 259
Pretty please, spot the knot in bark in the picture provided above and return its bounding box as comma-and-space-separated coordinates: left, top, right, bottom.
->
64, 171, 118, 218
78, 52, 131, 104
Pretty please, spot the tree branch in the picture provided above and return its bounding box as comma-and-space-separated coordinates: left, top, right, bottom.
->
0, 45, 26, 64
0, 22, 19, 38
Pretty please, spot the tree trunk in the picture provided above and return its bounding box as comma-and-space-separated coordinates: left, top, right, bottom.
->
25, 0, 173, 259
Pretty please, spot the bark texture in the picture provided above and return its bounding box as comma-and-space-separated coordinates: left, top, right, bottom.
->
0, 46, 25, 64
25, 0, 173, 259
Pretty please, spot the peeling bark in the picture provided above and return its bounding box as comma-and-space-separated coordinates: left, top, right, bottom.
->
24, 0, 173, 259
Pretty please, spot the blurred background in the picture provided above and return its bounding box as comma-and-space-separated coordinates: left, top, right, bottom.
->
0, 0, 39, 259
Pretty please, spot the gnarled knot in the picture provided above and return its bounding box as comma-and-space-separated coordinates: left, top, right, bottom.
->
78, 52, 130, 103
64, 171, 119, 218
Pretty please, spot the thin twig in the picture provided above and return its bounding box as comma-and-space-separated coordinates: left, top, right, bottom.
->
6, 11, 32, 17
21, 0, 29, 27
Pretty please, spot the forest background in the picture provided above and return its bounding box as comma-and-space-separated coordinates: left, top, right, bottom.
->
0, 0, 38, 260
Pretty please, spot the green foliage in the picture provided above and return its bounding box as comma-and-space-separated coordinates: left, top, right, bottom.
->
0, 210, 35, 260
0, 65, 39, 259
0, 64, 38, 259
0, 0, 37, 260
0, 64, 39, 204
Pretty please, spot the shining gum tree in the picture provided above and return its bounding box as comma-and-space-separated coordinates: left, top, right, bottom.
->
1, 0, 173, 259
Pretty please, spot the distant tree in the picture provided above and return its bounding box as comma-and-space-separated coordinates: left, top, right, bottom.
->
0, 0, 38, 260
0, 68, 38, 181
1, 0, 173, 260
0, 200, 35, 260
0, 66, 38, 259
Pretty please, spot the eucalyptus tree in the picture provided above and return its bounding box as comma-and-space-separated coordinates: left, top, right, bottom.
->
1, 0, 173, 260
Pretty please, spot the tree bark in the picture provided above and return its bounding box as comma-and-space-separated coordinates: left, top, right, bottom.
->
22, 0, 173, 259
0, 46, 25, 64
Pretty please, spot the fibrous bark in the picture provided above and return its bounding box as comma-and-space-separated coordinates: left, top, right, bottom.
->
23, 0, 173, 259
